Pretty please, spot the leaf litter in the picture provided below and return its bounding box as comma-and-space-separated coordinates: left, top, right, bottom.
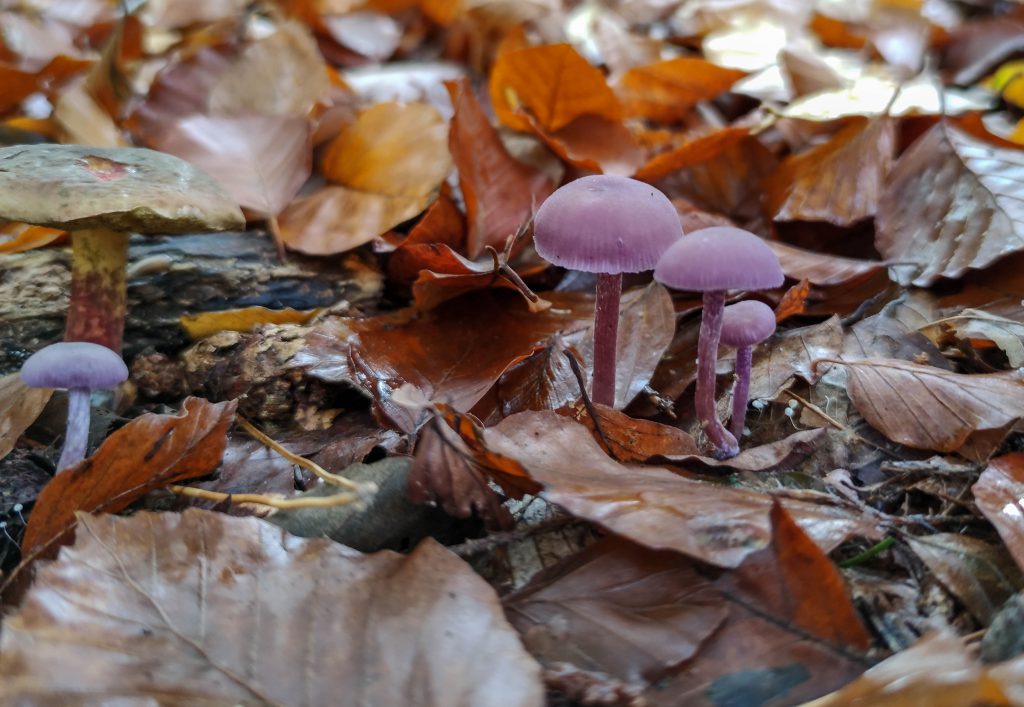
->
5, 1, 1024, 705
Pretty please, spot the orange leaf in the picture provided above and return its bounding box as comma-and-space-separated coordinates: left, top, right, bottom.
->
528, 113, 644, 177
489, 43, 621, 133
180, 306, 321, 339
774, 278, 811, 323
617, 57, 746, 123
388, 188, 467, 282
446, 79, 552, 257
634, 125, 750, 182
0, 224, 66, 254
22, 397, 237, 559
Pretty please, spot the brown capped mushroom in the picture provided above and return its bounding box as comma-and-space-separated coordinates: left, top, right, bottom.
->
0, 145, 245, 352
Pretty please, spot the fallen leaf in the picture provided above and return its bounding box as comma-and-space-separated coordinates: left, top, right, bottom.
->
279, 183, 431, 255
180, 306, 320, 340
767, 240, 885, 287
634, 125, 751, 184
388, 187, 466, 282
974, 453, 1024, 575
0, 510, 544, 706
658, 428, 828, 474
616, 57, 746, 123
321, 101, 451, 200
877, 122, 1024, 286
774, 279, 812, 322
21, 397, 237, 558
808, 630, 1014, 706
52, 80, 126, 147
764, 116, 895, 225
505, 537, 729, 684
486, 338, 584, 422
0, 224, 65, 254
489, 43, 621, 133
946, 309, 1024, 367
0, 373, 52, 462
557, 402, 699, 463
481, 411, 883, 568
344, 291, 594, 431
153, 113, 312, 217
827, 358, 1024, 452
749, 316, 843, 401
906, 533, 1022, 625
447, 79, 552, 258
409, 247, 548, 312
648, 502, 872, 706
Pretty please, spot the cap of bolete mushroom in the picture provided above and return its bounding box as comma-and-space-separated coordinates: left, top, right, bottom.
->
721, 300, 777, 441
20, 341, 129, 471
533, 175, 683, 407
654, 227, 783, 458
0, 144, 245, 352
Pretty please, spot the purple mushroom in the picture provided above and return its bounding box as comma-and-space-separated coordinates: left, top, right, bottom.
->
721, 300, 777, 440
20, 342, 129, 471
654, 227, 783, 458
533, 175, 683, 407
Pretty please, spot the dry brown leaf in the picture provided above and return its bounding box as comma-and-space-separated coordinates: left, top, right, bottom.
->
764, 116, 895, 225
482, 411, 883, 568
505, 537, 729, 685
321, 101, 451, 199
525, 112, 644, 177
21, 397, 236, 558
877, 122, 1024, 286
207, 20, 328, 116
0, 373, 52, 462
659, 428, 828, 474
974, 454, 1024, 575
0, 510, 544, 706
557, 402, 699, 462
767, 241, 885, 287
489, 43, 621, 133
388, 187, 466, 282
616, 57, 746, 123
447, 79, 552, 258
749, 316, 843, 401
153, 113, 312, 217
808, 630, 1015, 706
634, 125, 751, 183
52, 80, 126, 147
180, 306, 320, 340
278, 184, 432, 256
828, 358, 1024, 452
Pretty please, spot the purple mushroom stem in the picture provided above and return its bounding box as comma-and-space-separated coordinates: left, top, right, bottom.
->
730, 345, 753, 440
592, 272, 623, 407
58, 388, 93, 470
696, 290, 738, 458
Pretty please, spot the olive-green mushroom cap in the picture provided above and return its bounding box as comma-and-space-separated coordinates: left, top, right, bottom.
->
0, 144, 245, 233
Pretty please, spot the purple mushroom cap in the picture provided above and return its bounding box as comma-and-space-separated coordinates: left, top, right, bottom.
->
533, 175, 684, 274
721, 300, 777, 347
21, 341, 128, 390
654, 226, 784, 292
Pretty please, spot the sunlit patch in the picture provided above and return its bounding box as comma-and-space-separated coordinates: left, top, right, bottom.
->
1001, 501, 1024, 519
78, 155, 130, 181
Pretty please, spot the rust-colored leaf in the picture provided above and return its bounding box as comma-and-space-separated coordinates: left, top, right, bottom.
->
877, 122, 1024, 286
616, 57, 746, 123
489, 43, 621, 133
387, 187, 466, 282
528, 112, 645, 177
829, 358, 1024, 452
774, 278, 811, 323
765, 116, 895, 225
974, 453, 1024, 575
1, 511, 544, 706
767, 240, 885, 287
0, 224, 65, 254
446, 79, 552, 258
634, 125, 751, 183
557, 402, 699, 463
153, 113, 311, 217
21, 398, 237, 558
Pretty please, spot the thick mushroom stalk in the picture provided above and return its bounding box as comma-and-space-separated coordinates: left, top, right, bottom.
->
592, 272, 623, 407
58, 388, 93, 470
696, 291, 738, 458
66, 228, 129, 351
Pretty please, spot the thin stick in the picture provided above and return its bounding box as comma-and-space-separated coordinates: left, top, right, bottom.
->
563, 348, 616, 459
169, 485, 360, 509
237, 416, 372, 495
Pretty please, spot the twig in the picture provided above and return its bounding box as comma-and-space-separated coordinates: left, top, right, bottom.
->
562, 349, 616, 459
168, 485, 360, 509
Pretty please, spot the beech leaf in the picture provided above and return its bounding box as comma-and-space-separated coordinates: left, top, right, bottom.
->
973, 453, 1024, 575
0, 373, 52, 462
1, 510, 543, 707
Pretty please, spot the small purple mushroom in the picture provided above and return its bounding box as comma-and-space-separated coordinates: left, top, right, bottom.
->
654, 227, 783, 458
721, 300, 777, 441
534, 175, 683, 407
20, 342, 129, 471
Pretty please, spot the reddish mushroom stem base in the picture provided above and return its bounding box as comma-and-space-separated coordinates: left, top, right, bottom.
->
65, 227, 129, 352
697, 291, 739, 458
592, 272, 622, 408
730, 345, 753, 440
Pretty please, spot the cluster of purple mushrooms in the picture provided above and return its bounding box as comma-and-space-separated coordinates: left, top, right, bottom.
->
534, 175, 783, 459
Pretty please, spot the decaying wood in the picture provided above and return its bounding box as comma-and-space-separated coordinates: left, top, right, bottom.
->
0, 231, 383, 374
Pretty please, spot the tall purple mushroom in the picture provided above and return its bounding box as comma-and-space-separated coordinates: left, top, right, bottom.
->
533, 175, 683, 407
721, 300, 777, 440
654, 227, 783, 458
20, 342, 129, 471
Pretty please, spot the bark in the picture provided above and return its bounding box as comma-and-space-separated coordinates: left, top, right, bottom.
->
0, 231, 383, 374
